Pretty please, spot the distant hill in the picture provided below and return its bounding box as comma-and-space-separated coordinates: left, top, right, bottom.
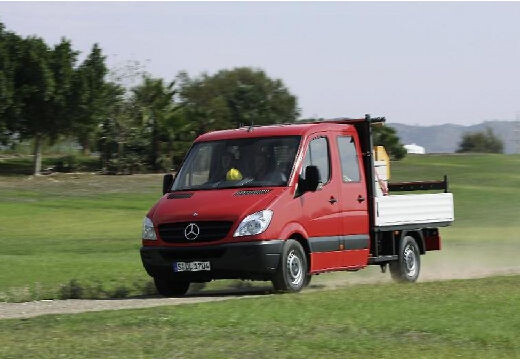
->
389, 120, 519, 154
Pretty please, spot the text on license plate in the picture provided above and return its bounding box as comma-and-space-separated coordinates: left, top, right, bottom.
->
174, 261, 211, 272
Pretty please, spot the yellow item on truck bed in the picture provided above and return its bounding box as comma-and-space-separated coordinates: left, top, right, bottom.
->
373, 146, 390, 180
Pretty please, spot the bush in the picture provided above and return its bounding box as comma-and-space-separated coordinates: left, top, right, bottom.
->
457, 128, 504, 153
53, 155, 78, 172
59, 279, 84, 299
155, 154, 173, 172
105, 153, 148, 174
110, 285, 130, 298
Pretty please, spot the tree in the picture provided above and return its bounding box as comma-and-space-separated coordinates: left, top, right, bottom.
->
177, 67, 299, 135
97, 82, 130, 172
8, 36, 78, 174
11, 36, 54, 174
0, 23, 9, 118
70, 44, 108, 154
456, 128, 503, 153
130, 76, 178, 171
372, 124, 407, 160
97, 77, 186, 174
0, 23, 22, 143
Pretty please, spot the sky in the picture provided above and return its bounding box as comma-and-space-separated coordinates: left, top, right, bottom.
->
0, 1, 519, 125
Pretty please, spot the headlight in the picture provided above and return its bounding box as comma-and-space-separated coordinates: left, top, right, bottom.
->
142, 217, 157, 240
233, 210, 273, 237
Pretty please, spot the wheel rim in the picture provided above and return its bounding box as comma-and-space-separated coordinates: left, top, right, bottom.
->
286, 249, 303, 286
403, 243, 417, 277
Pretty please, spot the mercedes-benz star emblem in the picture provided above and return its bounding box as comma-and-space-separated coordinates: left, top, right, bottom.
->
184, 223, 200, 240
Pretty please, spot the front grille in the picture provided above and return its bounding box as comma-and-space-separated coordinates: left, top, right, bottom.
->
158, 221, 234, 243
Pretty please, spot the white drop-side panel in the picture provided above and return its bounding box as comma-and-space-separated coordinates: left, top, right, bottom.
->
375, 193, 454, 227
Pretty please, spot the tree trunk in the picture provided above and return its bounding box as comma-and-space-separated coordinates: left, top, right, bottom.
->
80, 135, 91, 156
33, 135, 42, 175
118, 141, 124, 174
151, 116, 159, 172
82, 143, 90, 156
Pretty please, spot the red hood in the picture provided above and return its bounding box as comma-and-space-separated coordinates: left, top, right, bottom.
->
151, 187, 287, 225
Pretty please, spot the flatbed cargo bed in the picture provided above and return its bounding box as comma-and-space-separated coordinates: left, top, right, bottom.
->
374, 193, 454, 229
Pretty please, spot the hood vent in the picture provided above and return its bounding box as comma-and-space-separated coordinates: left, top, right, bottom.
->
167, 192, 193, 199
234, 189, 271, 196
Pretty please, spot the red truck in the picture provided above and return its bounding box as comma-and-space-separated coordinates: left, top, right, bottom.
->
140, 115, 454, 296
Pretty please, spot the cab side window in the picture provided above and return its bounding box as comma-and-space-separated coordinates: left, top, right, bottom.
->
337, 136, 361, 182
301, 137, 330, 184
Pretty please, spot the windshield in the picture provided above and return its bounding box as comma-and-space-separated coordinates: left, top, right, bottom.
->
172, 136, 301, 191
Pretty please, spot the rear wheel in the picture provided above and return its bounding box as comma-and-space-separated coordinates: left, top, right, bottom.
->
272, 240, 308, 292
154, 277, 190, 297
389, 235, 421, 282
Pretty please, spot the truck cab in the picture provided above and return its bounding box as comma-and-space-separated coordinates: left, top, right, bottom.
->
140, 116, 454, 296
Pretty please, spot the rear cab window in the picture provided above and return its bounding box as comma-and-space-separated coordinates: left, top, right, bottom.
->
337, 135, 361, 182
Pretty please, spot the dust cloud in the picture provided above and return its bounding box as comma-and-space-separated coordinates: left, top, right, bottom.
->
309, 240, 520, 289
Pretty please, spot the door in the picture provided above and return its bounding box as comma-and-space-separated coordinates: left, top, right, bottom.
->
297, 134, 342, 271
336, 133, 370, 267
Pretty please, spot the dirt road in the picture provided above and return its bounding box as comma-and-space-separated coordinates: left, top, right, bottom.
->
2, 261, 519, 320
2, 240, 519, 320
0, 288, 273, 320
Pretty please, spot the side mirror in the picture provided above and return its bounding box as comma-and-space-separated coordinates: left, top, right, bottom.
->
163, 174, 174, 195
305, 165, 320, 192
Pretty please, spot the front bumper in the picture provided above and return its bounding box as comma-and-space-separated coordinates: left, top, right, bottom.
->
140, 240, 284, 282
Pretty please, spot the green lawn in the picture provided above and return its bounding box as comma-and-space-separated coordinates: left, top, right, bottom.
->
0, 172, 160, 301
0, 275, 519, 358
0, 154, 519, 301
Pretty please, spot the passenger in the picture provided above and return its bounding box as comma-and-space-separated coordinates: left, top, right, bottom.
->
218, 150, 242, 181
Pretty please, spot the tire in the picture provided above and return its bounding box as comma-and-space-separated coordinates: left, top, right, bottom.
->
272, 239, 308, 292
389, 235, 421, 282
154, 277, 190, 297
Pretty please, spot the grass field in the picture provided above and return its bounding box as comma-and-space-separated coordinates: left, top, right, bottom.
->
0, 275, 519, 358
0, 172, 159, 301
0, 154, 519, 301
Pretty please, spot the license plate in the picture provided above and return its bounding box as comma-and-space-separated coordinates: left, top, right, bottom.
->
173, 261, 211, 272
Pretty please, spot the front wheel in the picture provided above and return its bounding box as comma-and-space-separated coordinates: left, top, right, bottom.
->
389, 236, 421, 282
154, 277, 190, 297
272, 240, 308, 292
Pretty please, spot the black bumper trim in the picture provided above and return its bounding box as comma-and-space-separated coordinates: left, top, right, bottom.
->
140, 240, 284, 282
308, 236, 338, 252
341, 235, 370, 250
309, 235, 370, 252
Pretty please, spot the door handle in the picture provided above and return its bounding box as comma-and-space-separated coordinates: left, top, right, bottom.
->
329, 196, 338, 204
357, 195, 365, 203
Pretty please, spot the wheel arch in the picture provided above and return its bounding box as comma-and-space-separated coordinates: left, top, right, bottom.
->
401, 230, 425, 255
277, 222, 311, 272
278, 222, 309, 241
